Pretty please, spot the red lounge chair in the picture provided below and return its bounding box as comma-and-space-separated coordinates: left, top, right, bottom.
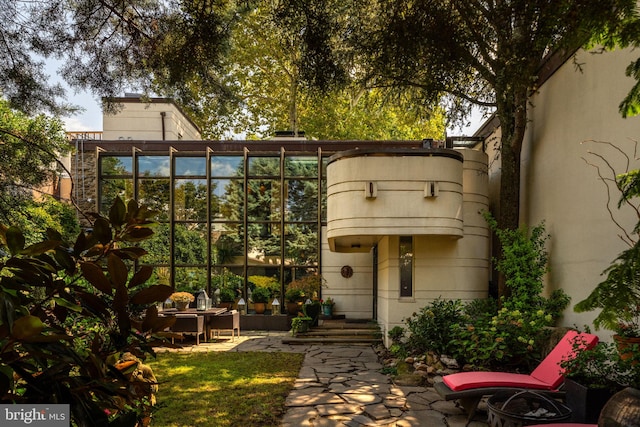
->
434, 330, 598, 425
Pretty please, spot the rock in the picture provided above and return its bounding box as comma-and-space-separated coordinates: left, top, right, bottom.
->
440, 356, 459, 369
405, 356, 415, 364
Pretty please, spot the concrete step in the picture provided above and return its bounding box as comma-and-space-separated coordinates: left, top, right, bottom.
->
281, 336, 381, 345
282, 319, 383, 345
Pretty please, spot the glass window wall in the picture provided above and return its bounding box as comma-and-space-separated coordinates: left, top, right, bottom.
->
97, 148, 325, 301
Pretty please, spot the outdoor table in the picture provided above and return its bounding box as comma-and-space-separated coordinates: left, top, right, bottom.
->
162, 307, 228, 343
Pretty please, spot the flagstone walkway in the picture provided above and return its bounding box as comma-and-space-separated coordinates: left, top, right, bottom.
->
155, 331, 490, 426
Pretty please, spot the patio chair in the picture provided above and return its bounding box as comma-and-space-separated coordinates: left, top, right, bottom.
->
434, 330, 598, 426
208, 309, 240, 341
170, 313, 205, 345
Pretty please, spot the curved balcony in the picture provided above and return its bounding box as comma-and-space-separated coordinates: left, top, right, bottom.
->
326, 148, 486, 253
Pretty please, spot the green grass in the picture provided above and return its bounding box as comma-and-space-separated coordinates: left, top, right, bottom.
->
147, 351, 305, 427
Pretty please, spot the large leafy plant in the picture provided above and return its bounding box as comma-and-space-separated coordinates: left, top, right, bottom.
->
0, 197, 175, 426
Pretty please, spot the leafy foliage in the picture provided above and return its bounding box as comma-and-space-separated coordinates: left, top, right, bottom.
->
484, 211, 550, 309
161, 2, 446, 139
404, 298, 465, 355
0, 100, 72, 224
275, 0, 639, 272
286, 274, 324, 301
560, 340, 628, 392
249, 285, 271, 303
400, 216, 569, 369
2, 0, 239, 116
451, 306, 555, 370
0, 197, 175, 426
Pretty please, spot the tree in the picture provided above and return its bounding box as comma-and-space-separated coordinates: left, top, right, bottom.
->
0, 100, 74, 222
190, 3, 445, 139
275, 0, 637, 297
2, 0, 239, 116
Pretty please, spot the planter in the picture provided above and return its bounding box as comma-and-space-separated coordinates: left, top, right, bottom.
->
322, 305, 333, 316
175, 301, 189, 311
296, 320, 310, 334
286, 301, 302, 315
598, 387, 640, 426
253, 302, 266, 314
613, 335, 640, 361
304, 303, 321, 326
565, 378, 617, 423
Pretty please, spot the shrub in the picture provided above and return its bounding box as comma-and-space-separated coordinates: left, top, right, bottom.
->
405, 298, 465, 355
219, 287, 236, 302
388, 326, 405, 344
0, 197, 174, 426
251, 286, 271, 303
451, 307, 555, 370
483, 211, 550, 309
286, 274, 324, 301
248, 275, 280, 296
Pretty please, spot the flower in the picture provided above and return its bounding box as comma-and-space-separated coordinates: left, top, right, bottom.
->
169, 292, 195, 304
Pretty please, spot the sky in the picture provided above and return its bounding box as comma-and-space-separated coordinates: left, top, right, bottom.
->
45, 59, 103, 132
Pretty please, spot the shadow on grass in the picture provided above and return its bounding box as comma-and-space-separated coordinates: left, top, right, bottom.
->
148, 351, 304, 427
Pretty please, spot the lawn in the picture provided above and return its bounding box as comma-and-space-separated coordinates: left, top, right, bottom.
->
146, 351, 305, 426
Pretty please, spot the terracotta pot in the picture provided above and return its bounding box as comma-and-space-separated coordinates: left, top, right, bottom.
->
286, 301, 302, 315
614, 335, 640, 361
253, 302, 266, 314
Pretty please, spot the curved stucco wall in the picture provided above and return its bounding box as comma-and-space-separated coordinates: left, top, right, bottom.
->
327, 149, 465, 252
375, 149, 490, 343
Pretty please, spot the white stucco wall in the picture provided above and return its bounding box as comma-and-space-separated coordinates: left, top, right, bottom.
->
321, 226, 374, 319
326, 150, 466, 252
324, 148, 489, 342
103, 99, 201, 141
487, 46, 640, 337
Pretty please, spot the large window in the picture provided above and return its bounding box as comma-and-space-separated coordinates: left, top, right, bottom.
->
98, 148, 325, 299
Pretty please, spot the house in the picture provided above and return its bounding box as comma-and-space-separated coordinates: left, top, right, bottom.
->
67, 97, 489, 340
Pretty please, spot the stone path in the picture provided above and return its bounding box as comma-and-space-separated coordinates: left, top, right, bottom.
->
155, 331, 490, 426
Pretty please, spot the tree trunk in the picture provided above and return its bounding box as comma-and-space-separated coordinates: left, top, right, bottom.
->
495, 87, 528, 299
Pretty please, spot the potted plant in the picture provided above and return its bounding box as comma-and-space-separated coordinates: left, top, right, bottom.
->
250, 286, 271, 314
561, 339, 625, 423
170, 292, 195, 311
285, 274, 325, 315
285, 287, 305, 315
321, 297, 335, 316
303, 299, 321, 326
218, 287, 236, 309
290, 314, 312, 336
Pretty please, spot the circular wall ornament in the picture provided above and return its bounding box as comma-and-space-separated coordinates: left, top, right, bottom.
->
341, 265, 353, 278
